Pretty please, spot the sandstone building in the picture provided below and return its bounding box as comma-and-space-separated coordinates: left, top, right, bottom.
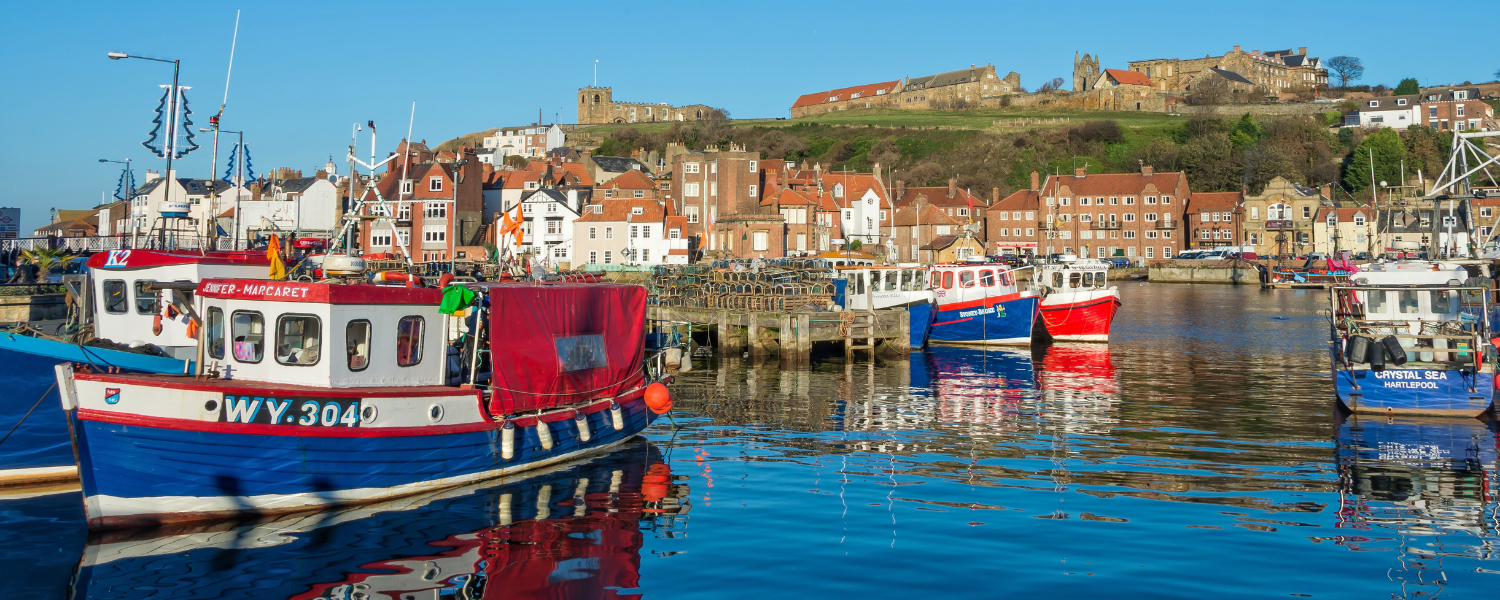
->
1126, 46, 1328, 94
790, 64, 1020, 118
577, 86, 715, 125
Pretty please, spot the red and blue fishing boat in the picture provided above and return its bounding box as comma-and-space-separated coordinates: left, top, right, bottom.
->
926, 262, 1040, 345
53, 276, 674, 529
1034, 256, 1121, 342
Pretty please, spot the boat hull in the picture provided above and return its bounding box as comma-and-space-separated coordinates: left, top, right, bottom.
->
928, 293, 1040, 346
1330, 359, 1496, 418
0, 334, 188, 484
1038, 290, 1120, 342
58, 369, 657, 529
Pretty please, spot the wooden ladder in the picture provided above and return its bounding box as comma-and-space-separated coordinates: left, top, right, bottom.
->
844, 312, 876, 358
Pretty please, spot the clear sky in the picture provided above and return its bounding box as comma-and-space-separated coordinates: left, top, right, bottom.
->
2, 1, 1496, 234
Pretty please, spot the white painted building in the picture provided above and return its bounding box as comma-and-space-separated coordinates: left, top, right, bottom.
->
517, 188, 584, 265
1345, 95, 1421, 129
481, 124, 566, 160
572, 198, 682, 267
127, 170, 250, 238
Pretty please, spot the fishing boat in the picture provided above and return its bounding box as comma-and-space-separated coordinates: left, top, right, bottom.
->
53, 276, 675, 529
926, 262, 1040, 346
833, 265, 935, 347
0, 248, 272, 485
1327, 261, 1495, 418
1032, 255, 1120, 342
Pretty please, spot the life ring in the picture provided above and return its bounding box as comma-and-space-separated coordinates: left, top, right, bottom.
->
372, 271, 423, 288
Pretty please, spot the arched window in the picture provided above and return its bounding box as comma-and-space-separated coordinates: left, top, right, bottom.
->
696, 109, 703, 119
1268, 203, 1290, 220
593, 94, 600, 103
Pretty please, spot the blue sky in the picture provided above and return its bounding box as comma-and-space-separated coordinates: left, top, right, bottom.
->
2, 1, 1496, 234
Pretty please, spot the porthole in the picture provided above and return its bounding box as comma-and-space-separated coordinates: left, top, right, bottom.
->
429, 404, 444, 423
361, 405, 378, 424
204, 399, 218, 412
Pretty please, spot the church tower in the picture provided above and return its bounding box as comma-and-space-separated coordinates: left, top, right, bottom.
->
577, 87, 612, 125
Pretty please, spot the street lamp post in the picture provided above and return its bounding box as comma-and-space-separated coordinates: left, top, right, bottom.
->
109, 52, 180, 248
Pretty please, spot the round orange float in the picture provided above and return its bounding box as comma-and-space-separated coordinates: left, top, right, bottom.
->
644, 383, 673, 414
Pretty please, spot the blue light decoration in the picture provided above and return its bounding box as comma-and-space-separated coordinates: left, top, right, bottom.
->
140, 85, 200, 159
222, 144, 256, 184
113, 168, 137, 202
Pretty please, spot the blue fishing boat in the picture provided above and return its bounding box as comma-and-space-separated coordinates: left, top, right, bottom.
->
1328, 262, 1495, 418
926, 262, 1040, 345
70, 439, 685, 600
1, 248, 271, 485
54, 278, 675, 529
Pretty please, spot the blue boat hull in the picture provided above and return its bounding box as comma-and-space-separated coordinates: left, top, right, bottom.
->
1330, 357, 1495, 417
908, 301, 934, 348
928, 295, 1039, 345
0, 334, 187, 475
68, 390, 657, 528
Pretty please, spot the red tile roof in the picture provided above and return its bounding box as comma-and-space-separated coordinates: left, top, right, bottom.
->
602, 169, 654, 190
1104, 68, 1153, 87
891, 204, 961, 227
791, 81, 901, 109
895, 186, 987, 208
1315, 206, 1373, 221
1188, 191, 1242, 212
1043, 171, 1187, 198
574, 198, 665, 223
553, 162, 595, 187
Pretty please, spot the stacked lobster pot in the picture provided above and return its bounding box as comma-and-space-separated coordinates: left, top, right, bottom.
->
647, 260, 837, 312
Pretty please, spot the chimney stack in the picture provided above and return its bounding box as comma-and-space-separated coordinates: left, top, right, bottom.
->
873, 162, 882, 183
1233, 45, 1242, 53
948, 177, 957, 199
1030, 171, 1039, 191
1141, 165, 1154, 176
1074, 167, 1086, 177
992, 187, 999, 205
1298, 46, 1307, 55
896, 179, 906, 199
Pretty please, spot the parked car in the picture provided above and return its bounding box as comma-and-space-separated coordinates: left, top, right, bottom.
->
1352, 252, 1370, 261
1107, 257, 1132, 269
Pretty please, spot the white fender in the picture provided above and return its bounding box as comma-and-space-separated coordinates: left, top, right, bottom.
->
501, 420, 515, 460
537, 420, 554, 451
610, 402, 624, 431
575, 413, 591, 443
497, 492, 513, 526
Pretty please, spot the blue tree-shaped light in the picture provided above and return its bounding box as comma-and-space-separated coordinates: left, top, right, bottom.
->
114, 168, 137, 202
222, 145, 238, 183
141, 87, 169, 157
173, 88, 199, 159
241, 145, 255, 181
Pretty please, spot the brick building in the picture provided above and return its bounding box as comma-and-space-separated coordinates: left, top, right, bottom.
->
889, 204, 964, 263
577, 87, 715, 125
668, 145, 763, 251
1418, 88, 1496, 131
789, 64, 1021, 118
1184, 191, 1243, 250
358, 147, 484, 262
990, 167, 1189, 261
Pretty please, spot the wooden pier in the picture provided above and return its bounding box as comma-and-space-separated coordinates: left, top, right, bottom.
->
647, 306, 910, 364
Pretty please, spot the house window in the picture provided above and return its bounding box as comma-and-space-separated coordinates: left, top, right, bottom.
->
630, 225, 639, 238
605, 189, 614, 198
589, 251, 598, 264
749, 160, 757, 172
604, 251, 612, 264
684, 183, 700, 197
396, 316, 424, 367
523, 204, 533, 214
429, 177, 443, 192
749, 185, 757, 198
1201, 212, 1211, 222
1354, 214, 1367, 226
669, 228, 680, 239
710, 182, 717, 196
346, 320, 371, 371
1162, 195, 1171, 204
371, 231, 392, 247
1025, 211, 1035, 220
686, 206, 699, 223
1146, 196, 1157, 205
957, 208, 968, 217
1145, 213, 1158, 222
423, 226, 446, 243
589, 227, 597, 240
634, 190, 644, 198
753, 231, 768, 251
546, 220, 560, 234
424, 202, 446, 218
642, 225, 652, 238
1124, 197, 1136, 205
684, 162, 700, 174
275, 315, 321, 366
398, 203, 412, 220
1481, 208, 1493, 218
401, 180, 413, 195
631, 206, 644, 215
231, 310, 265, 363
1457, 105, 1465, 118
605, 226, 614, 239
1301, 206, 1311, 219
1397, 99, 1407, 106
1109, 197, 1118, 205
1123, 214, 1136, 222
1146, 231, 1158, 239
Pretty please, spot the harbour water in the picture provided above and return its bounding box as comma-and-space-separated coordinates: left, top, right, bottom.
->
4, 284, 1498, 598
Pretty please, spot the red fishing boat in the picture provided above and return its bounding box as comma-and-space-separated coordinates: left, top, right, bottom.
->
1034, 256, 1121, 342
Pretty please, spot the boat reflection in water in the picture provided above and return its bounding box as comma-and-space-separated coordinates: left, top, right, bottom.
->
1330, 415, 1499, 594
73, 439, 687, 600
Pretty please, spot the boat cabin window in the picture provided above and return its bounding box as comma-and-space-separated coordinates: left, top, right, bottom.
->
397, 316, 425, 367
103, 280, 127, 314
275, 315, 321, 366
231, 311, 265, 363
206, 307, 225, 360
929, 271, 940, 287
870, 271, 882, 292
1366, 291, 1388, 313
1398, 290, 1420, 314
885, 272, 898, 291
959, 271, 975, 288
134, 281, 157, 315
942, 271, 954, 290
979, 270, 995, 287
346, 320, 371, 371
1083, 272, 1094, 287
1052, 273, 1064, 287
1069, 273, 1082, 288
1430, 290, 1455, 314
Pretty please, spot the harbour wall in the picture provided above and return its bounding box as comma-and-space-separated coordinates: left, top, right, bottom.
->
1147, 260, 1261, 285
0, 293, 66, 325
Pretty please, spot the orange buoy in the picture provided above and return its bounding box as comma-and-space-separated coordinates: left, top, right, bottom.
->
152, 314, 163, 336
644, 382, 673, 415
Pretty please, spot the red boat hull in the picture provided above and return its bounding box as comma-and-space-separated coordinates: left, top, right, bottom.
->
1037, 293, 1120, 342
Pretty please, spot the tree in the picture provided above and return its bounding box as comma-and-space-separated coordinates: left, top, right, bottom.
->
1186, 73, 1231, 105
1038, 77, 1065, 92
1229, 114, 1261, 151
1343, 127, 1405, 192
20, 247, 75, 277
1394, 78, 1420, 95
1326, 56, 1365, 90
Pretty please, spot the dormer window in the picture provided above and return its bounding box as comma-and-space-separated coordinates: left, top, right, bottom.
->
834, 184, 844, 198
593, 205, 603, 214
429, 177, 443, 192
401, 180, 413, 195
524, 181, 539, 191
1368, 100, 1378, 107
1397, 99, 1407, 106
1456, 91, 1468, 100
631, 206, 644, 215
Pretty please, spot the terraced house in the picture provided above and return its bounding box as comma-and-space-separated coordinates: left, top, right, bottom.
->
990, 167, 1189, 261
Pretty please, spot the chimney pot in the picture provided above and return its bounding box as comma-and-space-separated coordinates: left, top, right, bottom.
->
1030, 171, 1039, 191
948, 177, 957, 199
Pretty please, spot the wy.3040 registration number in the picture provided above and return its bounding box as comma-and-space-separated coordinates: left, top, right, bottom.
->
218, 395, 360, 427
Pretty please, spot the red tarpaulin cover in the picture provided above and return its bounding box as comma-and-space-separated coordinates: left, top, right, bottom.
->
479, 283, 645, 415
